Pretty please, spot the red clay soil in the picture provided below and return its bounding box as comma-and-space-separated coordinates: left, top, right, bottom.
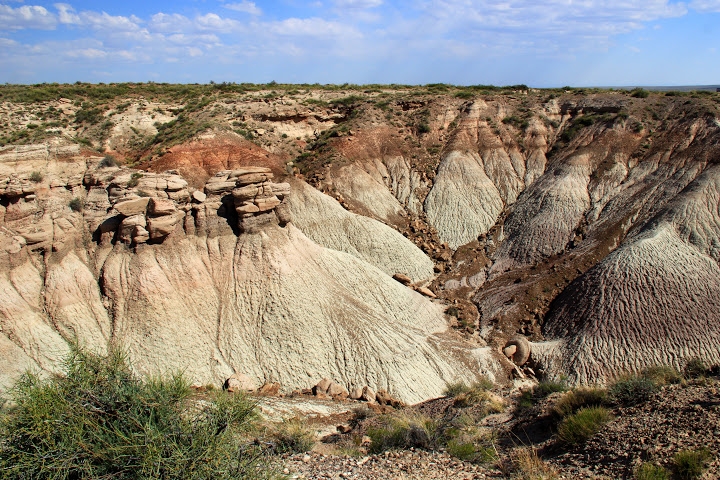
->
142, 133, 286, 188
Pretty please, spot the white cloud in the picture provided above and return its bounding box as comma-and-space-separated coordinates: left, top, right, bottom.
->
0, 4, 56, 30
223, 1, 262, 16
268, 17, 357, 37
66, 47, 107, 59
55, 3, 80, 24
148, 13, 193, 33
689, 0, 720, 12
333, 0, 383, 8
195, 13, 241, 32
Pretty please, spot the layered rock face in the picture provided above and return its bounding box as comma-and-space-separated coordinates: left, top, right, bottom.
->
0, 157, 493, 403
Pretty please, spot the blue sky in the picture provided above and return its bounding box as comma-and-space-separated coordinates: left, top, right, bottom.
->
0, 0, 718, 86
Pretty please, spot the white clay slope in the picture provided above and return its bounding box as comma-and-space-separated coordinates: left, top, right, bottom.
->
424, 151, 504, 249
540, 164, 720, 384
286, 178, 434, 283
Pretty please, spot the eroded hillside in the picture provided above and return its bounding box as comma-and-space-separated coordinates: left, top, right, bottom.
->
1, 83, 719, 398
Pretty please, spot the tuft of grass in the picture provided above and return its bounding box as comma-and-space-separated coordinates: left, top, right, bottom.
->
556, 406, 612, 445
517, 380, 568, 410
635, 462, 670, 480
510, 446, 558, 480
673, 449, 712, 479
262, 418, 315, 454
29, 171, 43, 183
444, 381, 471, 397
0, 345, 275, 479
609, 375, 657, 406
366, 412, 438, 454
552, 387, 607, 418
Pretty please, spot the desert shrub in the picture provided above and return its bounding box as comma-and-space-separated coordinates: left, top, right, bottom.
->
641, 366, 682, 386
510, 446, 558, 480
635, 462, 670, 480
0, 346, 274, 480
127, 171, 142, 187
446, 440, 476, 460
556, 406, 612, 445
366, 412, 438, 453
444, 381, 471, 397
631, 88, 650, 98
68, 197, 83, 212
552, 387, 607, 418
609, 375, 657, 406
29, 171, 43, 183
517, 380, 568, 410
684, 358, 709, 379
452, 380, 503, 414
673, 449, 712, 479
99, 155, 118, 168
262, 418, 315, 454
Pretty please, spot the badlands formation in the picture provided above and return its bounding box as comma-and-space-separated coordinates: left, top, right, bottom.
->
1, 84, 719, 402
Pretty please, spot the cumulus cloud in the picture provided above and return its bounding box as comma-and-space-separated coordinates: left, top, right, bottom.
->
689, 0, 720, 11
333, 0, 383, 8
0, 4, 56, 30
268, 17, 358, 37
223, 1, 262, 15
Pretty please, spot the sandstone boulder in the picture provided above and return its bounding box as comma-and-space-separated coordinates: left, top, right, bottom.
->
114, 197, 150, 216
224, 373, 257, 393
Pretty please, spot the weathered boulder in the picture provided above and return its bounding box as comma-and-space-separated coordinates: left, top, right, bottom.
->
114, 197, 150, 216
224, 373, 257, 393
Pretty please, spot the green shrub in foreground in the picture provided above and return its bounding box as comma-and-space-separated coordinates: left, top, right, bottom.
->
0, 346, 276, 480
634, 462, 670, 480
556, 406, 612, 445
673, 449, 712, 479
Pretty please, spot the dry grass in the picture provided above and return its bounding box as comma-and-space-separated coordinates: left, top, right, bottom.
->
509, 446, 558, 480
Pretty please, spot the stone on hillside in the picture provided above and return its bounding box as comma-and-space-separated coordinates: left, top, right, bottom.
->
114, 197, 150, 216
192, 190, 207, 203
236, 202, 260, 215
148, 197, 176, 216
205, 181, 236, 195
233, 185, 261, 201
224, 373, 257, 393
415, 286, 437, 298
146, 212, 183, 239
236, 172, 273, 186
392, 273, 413, 285
349, 387, 363, 400
254, 195, 281, 212
328, 382, 349, 399
361, 386, 376, 403
313, 378, 332, 395
258, 382, 281, 396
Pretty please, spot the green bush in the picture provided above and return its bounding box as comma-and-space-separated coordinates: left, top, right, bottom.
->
127, 172, 142, 187
68, 197, 83, 212
556, 406, 612, 445
366, 413, 438, 453
262, 419, 315, 454
642, 366, 683, 386
609, 375, 657, 406
29, 171, 43, 183
0, 346, 275, 480
99, 155, 119, 168
443, 381, 471, 397
517, 380, 568, 410
684, 358, 709, 379
552, 387, 607, 418
673, 449, 712, 479
635, 462, 670, 480
631, 88, 650, 98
